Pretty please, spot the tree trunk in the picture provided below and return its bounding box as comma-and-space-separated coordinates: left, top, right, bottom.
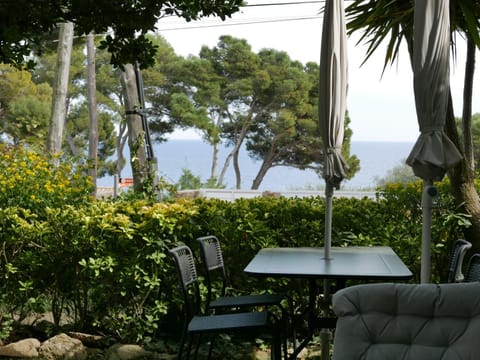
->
233, 148, 241, 189
86, 32, 98, 195
445, 40, 480, 250
251, 147, 276, 190
47, 22, 74, 156
116, 122, 128, 178
210, 142, 219, 181
207, 112, 222, 182
448, 158, 480, 250
64, 129, 78, 156
218, 122, 250, 189
120, 63, 149, 191
462, 38, 475, 171
217, 149, 232, 187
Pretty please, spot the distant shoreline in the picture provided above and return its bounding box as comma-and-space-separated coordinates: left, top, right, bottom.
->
166, 138, 416, 144
98, 140, 415, 191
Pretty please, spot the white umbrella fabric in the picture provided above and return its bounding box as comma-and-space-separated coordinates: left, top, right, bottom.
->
406, 0, 462, 283
318, 0, 348, 261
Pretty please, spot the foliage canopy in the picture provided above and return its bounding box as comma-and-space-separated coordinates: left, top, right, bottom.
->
0, 0, 243, 68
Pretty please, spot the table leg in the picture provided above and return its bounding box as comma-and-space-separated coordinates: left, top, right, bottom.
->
287, 279, 337, 360
320, 329, 331, 360
286, 279, 316, 359
320, 280, 331, 360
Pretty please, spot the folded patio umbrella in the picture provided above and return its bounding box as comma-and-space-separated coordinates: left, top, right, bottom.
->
318, 0, 348, 261
406, 0, 462, 283
318, 3, 348, 357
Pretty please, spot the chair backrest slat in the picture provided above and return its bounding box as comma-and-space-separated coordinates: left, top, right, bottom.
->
198, 235, 224, 271
169, 245, 202, 318
197, 235, 228, 308
447, 239, 472, 283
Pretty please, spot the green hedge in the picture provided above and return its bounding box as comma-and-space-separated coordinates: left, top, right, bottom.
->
0, 163, 471, 344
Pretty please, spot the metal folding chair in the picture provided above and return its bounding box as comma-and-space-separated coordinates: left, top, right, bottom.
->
196, 235, 290, 358
168, 244, 281, 360
196, 235, 286, 311
447, 239, 472, 283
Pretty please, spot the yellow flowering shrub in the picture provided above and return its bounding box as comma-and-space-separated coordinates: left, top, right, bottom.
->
0, 144, 94, 211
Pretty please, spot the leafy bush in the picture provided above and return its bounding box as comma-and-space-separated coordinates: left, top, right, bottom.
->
176, 167, 225, 189
0, 200, 198, 342
0, 144, 93, 211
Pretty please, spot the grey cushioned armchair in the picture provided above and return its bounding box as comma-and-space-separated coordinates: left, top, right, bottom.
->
332, 282, 480, 360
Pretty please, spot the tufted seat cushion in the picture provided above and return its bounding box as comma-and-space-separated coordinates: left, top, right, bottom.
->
332, 282, 480, 360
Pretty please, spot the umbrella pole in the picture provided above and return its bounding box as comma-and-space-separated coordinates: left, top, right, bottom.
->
321, 183, 334, 358
324, 182, 334, 260
421, 180, 438, 283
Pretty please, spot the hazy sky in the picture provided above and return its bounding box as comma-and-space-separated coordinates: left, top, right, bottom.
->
157, 0, 480, 142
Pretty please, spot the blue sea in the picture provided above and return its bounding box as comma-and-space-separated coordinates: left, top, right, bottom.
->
98, 140, 415, 191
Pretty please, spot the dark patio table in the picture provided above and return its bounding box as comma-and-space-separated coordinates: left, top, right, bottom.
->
244, 246, 413, 359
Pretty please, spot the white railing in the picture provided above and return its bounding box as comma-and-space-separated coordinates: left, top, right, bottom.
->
175, 188, 376, 201
97, 187, 376, 200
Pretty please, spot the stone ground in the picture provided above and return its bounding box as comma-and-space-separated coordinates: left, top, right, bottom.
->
7, 313, 325, 359
0, 336, 324, 359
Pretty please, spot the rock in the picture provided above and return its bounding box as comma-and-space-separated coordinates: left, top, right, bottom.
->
38, 333, 87, 360
0, 338, 41, 357
67, 332, 104, 347
105, 344, 152, 360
